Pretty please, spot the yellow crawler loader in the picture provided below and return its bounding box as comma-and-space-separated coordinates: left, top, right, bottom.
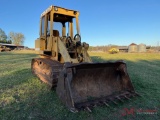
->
32, 5, 138, 112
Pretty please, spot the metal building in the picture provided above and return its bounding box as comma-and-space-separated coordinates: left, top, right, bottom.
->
0, 43, 24, 50
138, 43, 146, 52
128, 43, 138, 53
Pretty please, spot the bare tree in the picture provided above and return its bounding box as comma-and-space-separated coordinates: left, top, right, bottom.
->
9, 32, 25, 45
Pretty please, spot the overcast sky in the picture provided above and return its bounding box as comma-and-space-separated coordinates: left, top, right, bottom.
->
0, 0, 160, 47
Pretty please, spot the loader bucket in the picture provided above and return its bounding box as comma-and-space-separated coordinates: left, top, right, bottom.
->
56, 61, 138, 112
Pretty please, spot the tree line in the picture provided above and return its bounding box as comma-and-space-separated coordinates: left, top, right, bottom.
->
88, 45, 119, 52
0, 28, 25, 45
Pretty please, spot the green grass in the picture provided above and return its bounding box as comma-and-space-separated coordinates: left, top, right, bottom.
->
0, 51, 160, 120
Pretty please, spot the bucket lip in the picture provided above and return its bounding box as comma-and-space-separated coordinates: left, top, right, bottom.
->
65, 60, 126, 68
74, 90, 136, 110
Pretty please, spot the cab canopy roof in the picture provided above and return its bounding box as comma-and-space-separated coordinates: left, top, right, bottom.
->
41, 5, 79, 18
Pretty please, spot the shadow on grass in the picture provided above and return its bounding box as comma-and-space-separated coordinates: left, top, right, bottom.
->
0, 68, 33, 91
0, 56, 160, 120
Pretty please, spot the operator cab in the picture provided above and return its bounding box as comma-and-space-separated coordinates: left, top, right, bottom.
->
40, 6, 81, 49
38, 5, 85, 61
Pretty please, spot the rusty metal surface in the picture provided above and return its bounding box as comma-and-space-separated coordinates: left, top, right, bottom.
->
31, 58, 137, 112
31, 58, 63, 88
56, 61, 137, 112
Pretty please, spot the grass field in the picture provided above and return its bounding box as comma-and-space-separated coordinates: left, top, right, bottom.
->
0, 51, 160, 120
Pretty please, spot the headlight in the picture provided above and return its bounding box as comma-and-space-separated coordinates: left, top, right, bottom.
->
54, 6, 58, 11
